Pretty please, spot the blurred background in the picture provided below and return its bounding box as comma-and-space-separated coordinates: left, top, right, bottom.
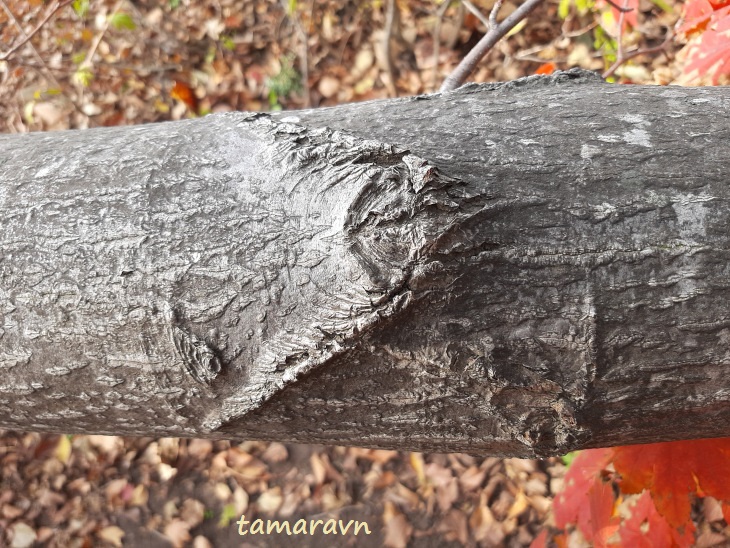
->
1, 1, 721, 546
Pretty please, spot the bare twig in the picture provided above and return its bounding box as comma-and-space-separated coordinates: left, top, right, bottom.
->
282, 0, 312, 107
601, 0, 671, 79
0, 0, 73, 62
440, 0, 545, 92
603, 0, 634, 13
562, 20, 599, 38
513, 21, 596, 64
0, 0, 75, 107
430, 0, 452, 92
9, 59, 184, 73
488, 0, 503, 31
382, 0, 399, 97
615, 0, 630, 60
602, 30, 672, 79
80, 0, 124, 74
515, 52, 567, 63
461, 0, 491, 29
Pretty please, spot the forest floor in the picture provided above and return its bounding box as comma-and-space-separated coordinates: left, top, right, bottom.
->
1, 1, 727, 547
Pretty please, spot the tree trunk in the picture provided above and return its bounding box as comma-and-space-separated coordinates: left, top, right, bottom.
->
1, 69, 728, 457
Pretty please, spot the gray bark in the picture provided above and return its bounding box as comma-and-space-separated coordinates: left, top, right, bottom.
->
1, 69, 729, 457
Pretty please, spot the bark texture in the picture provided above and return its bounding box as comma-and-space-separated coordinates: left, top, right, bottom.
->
1, 69, 729, 457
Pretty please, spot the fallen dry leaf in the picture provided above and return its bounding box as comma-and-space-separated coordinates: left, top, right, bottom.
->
459, 465, 487, 492
257, 487, 283, 515
9, 522, 36, 548
163, 519, 192, 548
261, 442, 288, 464
310, 453, 327, 485
383, 500, 413, 548
192, 535, 214, 548
507, 489, 530, 519
187, 439, 213, 460
96, 525, 124, 547
410, 452, 426, 488
438, 508, 469, 544
54, 435, 72, 464
180, 499, 206, 528
317, 75, 340, 98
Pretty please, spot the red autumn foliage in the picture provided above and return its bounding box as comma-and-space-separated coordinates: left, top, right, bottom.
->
613, 439, 730, 530
548, 438, 730, 546
553, 449, 614, 534
680, 0, 730, 83
170, 81, 199, 114
534, 62, 557, 75
619, 491, 695, 547
602, 0, 640, 30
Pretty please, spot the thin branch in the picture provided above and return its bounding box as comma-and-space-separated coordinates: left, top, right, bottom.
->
513, 21, 597, 63
603, 0, 634, 13
616, 0, 629, 58
0, 0, 77, 110
461, 0, 491, 29
79, 0, 124, 74
282, 0, 312, 107
562, 20, 599, 38
602, 30, 672, 79
488, 0, 503, 31
0, 0, 73, 62
430, 0, 452, 92
515, 53, 567, 63
10, 58, 183, 74
440, 0, 545, 92
382, 0, 399, 97
601, 0, 671, 79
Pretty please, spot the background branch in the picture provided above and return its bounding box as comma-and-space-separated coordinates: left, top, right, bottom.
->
440, 0, 545, 92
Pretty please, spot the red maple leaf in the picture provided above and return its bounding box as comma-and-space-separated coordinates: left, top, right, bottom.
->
553, 448, 614, 539
529, 529, 549, 548
679, 0, 717, 37
619, 491, 695, 548
613, 438, 730, 531
587, 477, 620, 547
683, 9, 730, 84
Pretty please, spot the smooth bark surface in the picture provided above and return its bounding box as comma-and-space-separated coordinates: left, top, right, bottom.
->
1, 69, 729, 457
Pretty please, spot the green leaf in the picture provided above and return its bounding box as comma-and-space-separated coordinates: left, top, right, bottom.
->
71, 51, 86, 65
287, 0, 298, 15
218, 503, 238, 527
593, 25, 617, 56
505, 19, 527, 37
558, 0, 571, 19
109, 13, 136, 31
575, 0, 594, 15
562, 451, 579, 467
73, 67, 94, 87
648, 0, 672, 12
221, 35, 235, 51
204, 46, 216, 65
23, 101, 35, 124
266, 56, 302, 99
169, 0, 181, 8
72, 0, 89, 18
